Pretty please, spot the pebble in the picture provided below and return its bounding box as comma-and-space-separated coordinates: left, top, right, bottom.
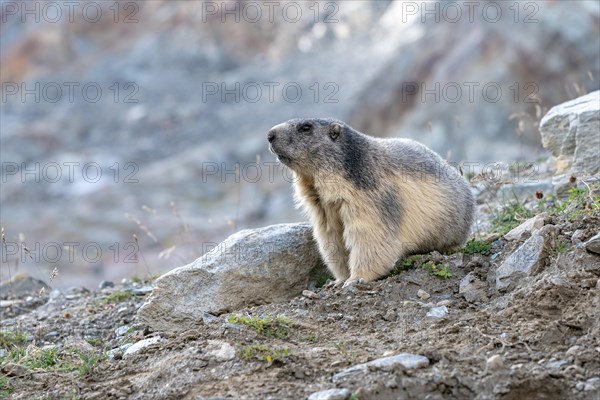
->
575, 382, 595, 392
123, 336, 162, 357
417, 289, 430, 300
132, 286, 154, 295
1, 362, 29, 377
307, 388, 352, 400
566, 345, 581, 356
571, 229, 585, 244
583, 232, 600, 254
332, 353, 429, 383
205, 340, 236, 362
107, 343, 133, 359
115, 325, 131, 337
99, 280, 114, 289
426, 306, 448, 318
547, 359, 567, 369
302, 290, 320, 300
486, 354, 504, 371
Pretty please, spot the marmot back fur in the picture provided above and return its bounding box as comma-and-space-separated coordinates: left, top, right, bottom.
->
268, 118, 474, 287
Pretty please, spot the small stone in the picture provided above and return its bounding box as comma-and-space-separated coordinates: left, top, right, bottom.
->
583, 384, 596, 392
426, 306, 448, 318
123, 336, 162, 357
1, 362, 29, 377
107, 343, 132, 359
302, 290, 319, 300
504, 213, 547, 241
205, 340, 235, 362
566, 345, 581, 356
571, 230, 585, 244
332, 353, 429, 383
48, 289, 62, 300
417, 289, 430, 300
44, 331, 59, 338
576, 382, 585, 391
547, 359, 567, 369
99, 281, 114, 289
583, 232, 600, 254
486, 354, 504, 371
132, 286, 154, 295
115, 325, 131, 337
307, 388, 352, 400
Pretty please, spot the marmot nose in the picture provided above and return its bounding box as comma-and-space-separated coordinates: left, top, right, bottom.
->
267, 129, 276, 143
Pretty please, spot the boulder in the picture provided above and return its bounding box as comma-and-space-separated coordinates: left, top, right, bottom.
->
138, 223, 325, 332
540, 91, 600, 178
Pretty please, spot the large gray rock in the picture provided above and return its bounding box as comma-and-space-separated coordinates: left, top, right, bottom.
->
137, 223, 325, 332
540, 91, 600, 177
332, 353, 429, 383
496, 234, 549, 292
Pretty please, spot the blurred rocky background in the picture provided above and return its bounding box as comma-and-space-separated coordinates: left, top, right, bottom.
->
1, 0, 599, 288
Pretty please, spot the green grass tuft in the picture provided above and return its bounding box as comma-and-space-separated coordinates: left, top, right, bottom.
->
421, 261, 453, 279
462, 239, 493, 255
237, 344, 289, 362
227, 314, 292, 338
104, 290, 133, 304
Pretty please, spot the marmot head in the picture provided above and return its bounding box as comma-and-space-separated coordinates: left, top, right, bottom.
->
267, 118, 349, 176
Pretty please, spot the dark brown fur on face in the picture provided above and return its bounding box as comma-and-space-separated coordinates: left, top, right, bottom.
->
268, 118, 474, 287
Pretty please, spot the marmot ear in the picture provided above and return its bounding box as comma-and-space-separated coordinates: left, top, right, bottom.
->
330, 123, 342, 140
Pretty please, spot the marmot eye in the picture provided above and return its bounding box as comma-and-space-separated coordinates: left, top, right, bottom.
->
300, 124, 312, 132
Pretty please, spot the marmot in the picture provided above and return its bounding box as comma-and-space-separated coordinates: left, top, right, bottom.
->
268, 118, 474, 287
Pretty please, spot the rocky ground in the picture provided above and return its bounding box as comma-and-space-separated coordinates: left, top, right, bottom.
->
1, 176, 599, 399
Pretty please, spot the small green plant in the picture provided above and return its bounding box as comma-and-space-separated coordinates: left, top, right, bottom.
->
130, 274, 160, 284
19, 347, 101, 376
539, 185, 600, 220
237, 345, 289, 362
490, 196, 534, 235
349, 393, 360, 400
391, 255, 421, 275
104, 290, 133, 304
312, 269, 333, 288
73, 350, 101, 377
227, 314, 292, 338
0, 330, 29, 350
462, 239, 492, 255
0, 374, 13, 397
0, 330, 29, 366
421, 261, 452, 279
85, 338, 104, 347
550, 239, 570, 257
301, 335, 318, 343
